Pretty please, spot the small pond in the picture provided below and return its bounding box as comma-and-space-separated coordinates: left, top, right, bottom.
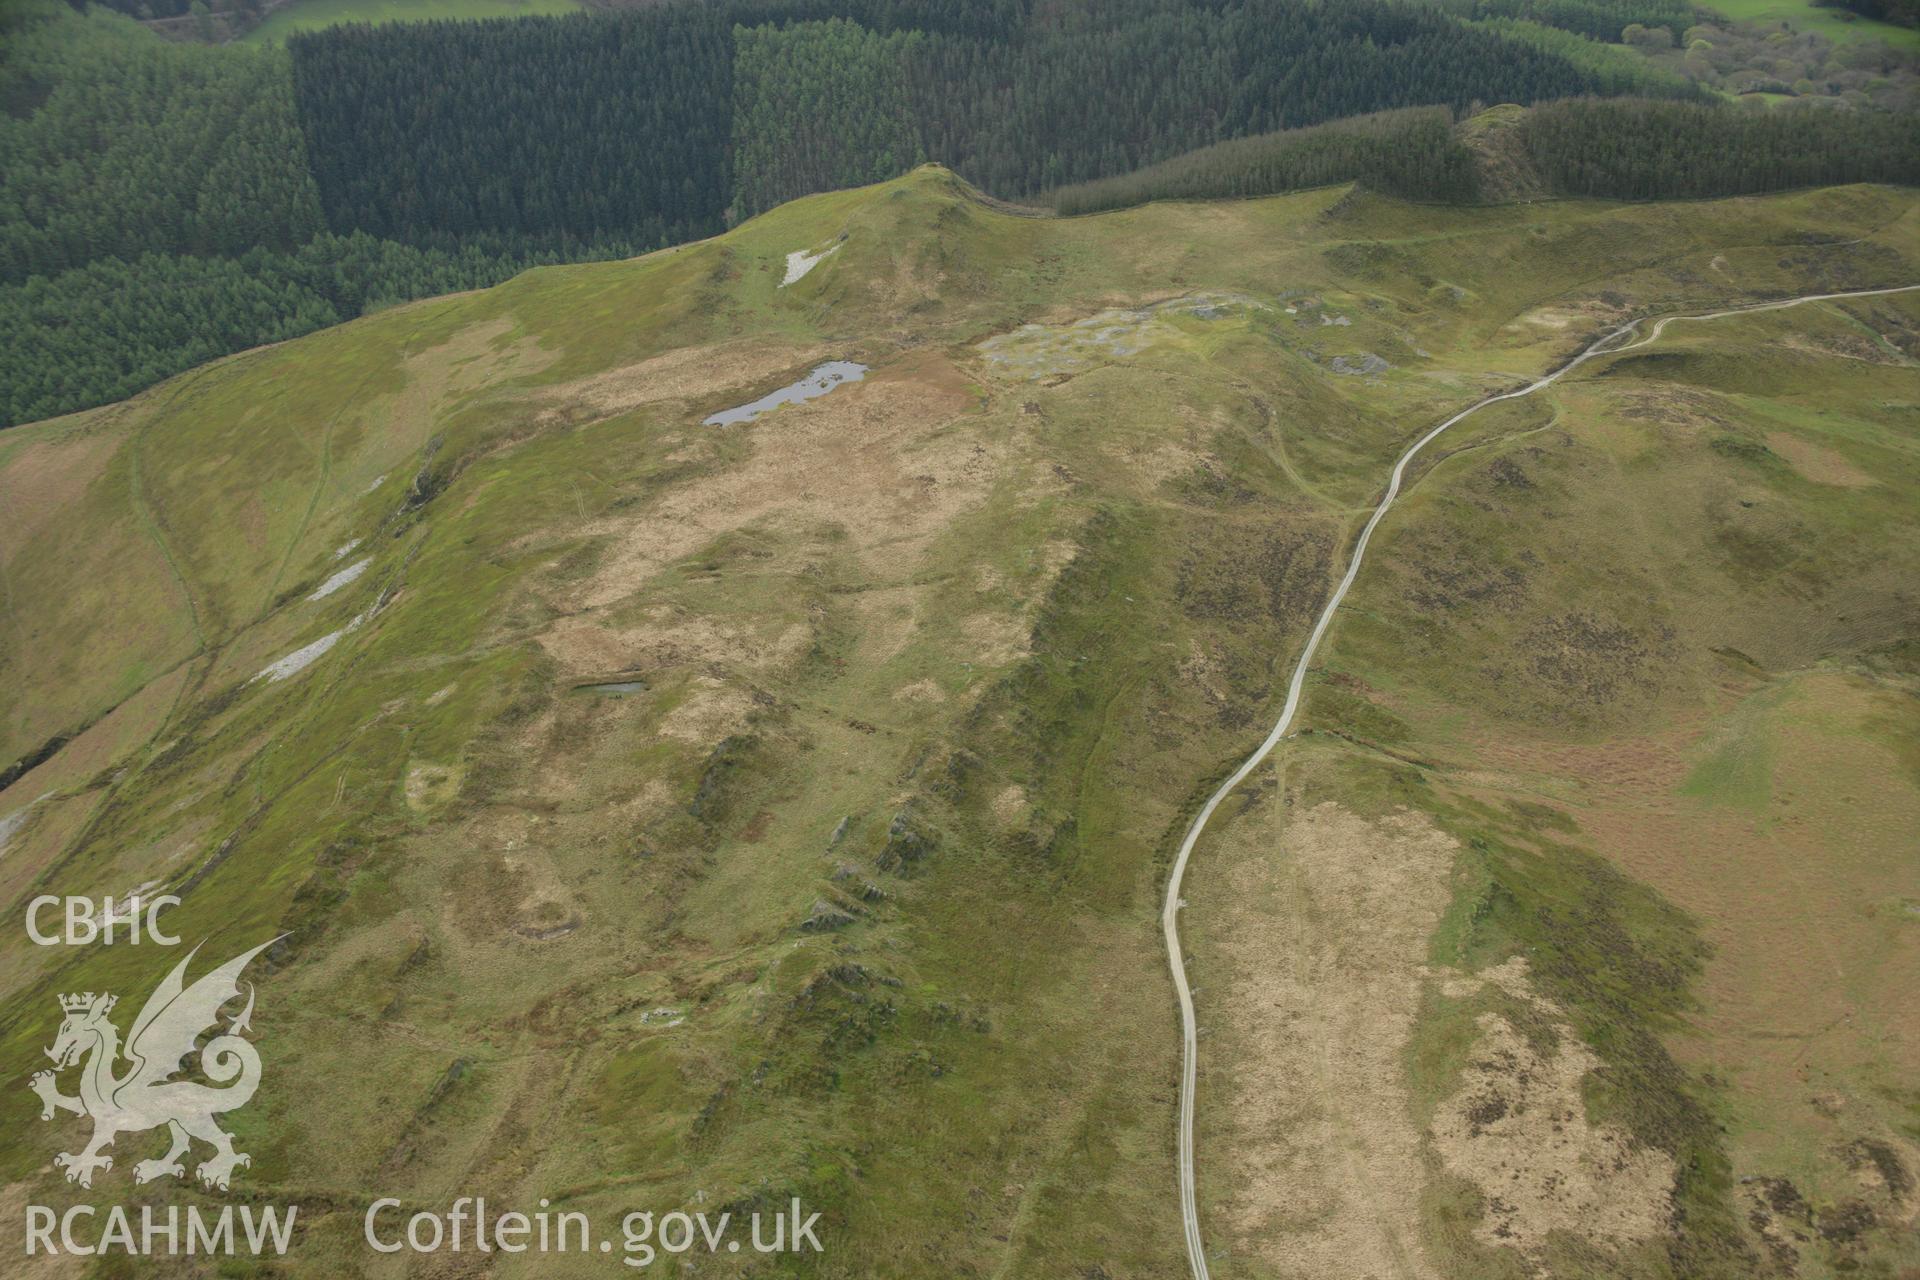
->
703, 361, 868, 426
573, 679, 649, 696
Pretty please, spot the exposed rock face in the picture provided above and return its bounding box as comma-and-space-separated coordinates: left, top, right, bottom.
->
801, 900, 856, 932
1330, 352, 1390, 376
877, 809, 937, 871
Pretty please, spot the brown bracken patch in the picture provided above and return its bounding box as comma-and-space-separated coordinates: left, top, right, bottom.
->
1763, 431, 1875, 488
1210, 799, 1456, 1278
1432, 958, 1678, 1264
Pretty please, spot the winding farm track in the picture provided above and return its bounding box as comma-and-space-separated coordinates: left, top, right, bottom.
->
1161, 281, 1920, 1280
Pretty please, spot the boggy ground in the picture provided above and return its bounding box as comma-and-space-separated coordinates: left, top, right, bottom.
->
0, 167, 1916, 1276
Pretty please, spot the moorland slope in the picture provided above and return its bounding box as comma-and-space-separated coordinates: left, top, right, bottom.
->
1, 168, 1916, 1278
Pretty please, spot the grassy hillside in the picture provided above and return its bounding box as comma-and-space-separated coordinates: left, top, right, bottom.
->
1186, 237, 1920, 1276
1, 168, 1916, 1276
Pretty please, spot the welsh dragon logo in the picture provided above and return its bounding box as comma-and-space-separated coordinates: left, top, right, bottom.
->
28, 939, 276, 1191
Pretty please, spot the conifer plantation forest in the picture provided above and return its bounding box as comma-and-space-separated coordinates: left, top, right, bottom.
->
2, 0, 1916, 427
